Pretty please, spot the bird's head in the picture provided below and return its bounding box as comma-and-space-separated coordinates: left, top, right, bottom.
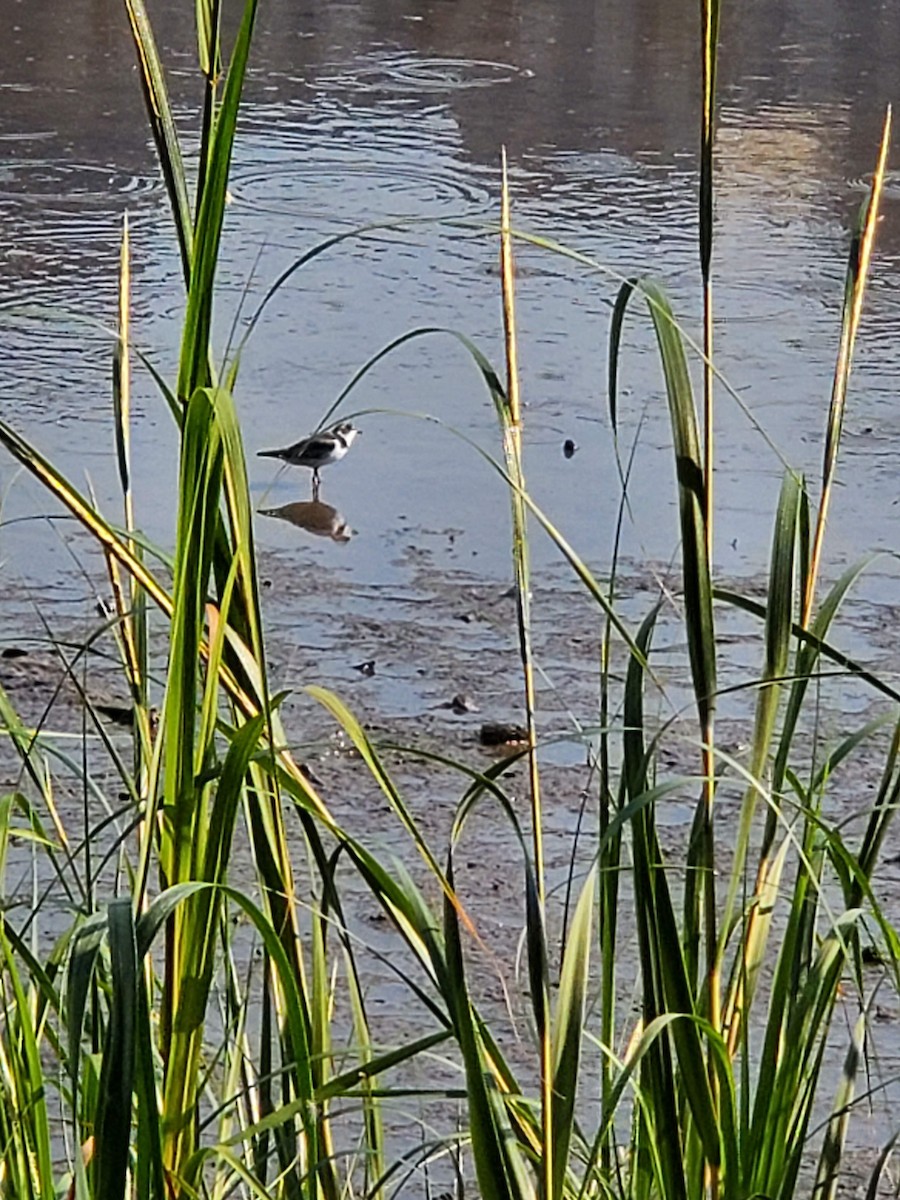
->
333, 421, 361, 445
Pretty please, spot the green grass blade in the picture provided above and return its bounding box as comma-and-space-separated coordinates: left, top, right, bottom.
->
550, 866, 596, 1200
610, 278, 715, 730
813, 1010, 865, 1200
525, 858, 549, 1045
722, 469, 802, 1040
177, 0, 259, 399
443, 856, 533, 1200
92, 900, 138, 1200
699, 0, 721, 563
0, 919, 54, 1191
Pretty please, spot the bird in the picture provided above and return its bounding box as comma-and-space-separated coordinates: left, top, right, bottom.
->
258, 422, 360, 493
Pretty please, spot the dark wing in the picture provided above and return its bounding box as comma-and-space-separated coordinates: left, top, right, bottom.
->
258, 433, 315, 462
293, 435, 336, 464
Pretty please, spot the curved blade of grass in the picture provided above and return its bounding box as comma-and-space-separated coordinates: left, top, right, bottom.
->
123, 0, 193, 281
612, 277, 720, 1060
714, 578, 900, 709
611, 278, 715, 731
307, 684, 457, 906
66, 913, 108, 1095
271, 320, 650, 673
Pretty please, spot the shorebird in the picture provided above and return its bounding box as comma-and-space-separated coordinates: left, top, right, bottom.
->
258, 422, 360, 490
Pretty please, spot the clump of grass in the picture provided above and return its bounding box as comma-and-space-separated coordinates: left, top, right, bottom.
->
0, 3, 896, 1200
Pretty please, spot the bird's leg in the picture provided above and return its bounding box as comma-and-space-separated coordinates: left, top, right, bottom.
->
312, 469, 321, 500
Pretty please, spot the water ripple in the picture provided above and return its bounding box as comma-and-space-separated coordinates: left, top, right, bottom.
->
0, 159, 161, 207
311, 52, 531, 96
229, 156, 490, 223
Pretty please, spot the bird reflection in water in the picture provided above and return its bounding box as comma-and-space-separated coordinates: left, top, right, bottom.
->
259, 499, 353, 543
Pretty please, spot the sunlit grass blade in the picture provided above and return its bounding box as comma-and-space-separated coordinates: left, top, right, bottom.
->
498, 149, 552, 1200
307, 684, 458, 905
804, 106, 891, 625
609, 279, 715, 733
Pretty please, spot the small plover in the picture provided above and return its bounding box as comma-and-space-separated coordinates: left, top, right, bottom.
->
258, 421, 360, 489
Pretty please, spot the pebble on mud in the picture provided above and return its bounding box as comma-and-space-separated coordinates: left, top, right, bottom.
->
434, 693, 479, 714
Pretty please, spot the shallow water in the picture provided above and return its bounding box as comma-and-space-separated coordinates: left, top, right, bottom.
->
3, 0, 900, 1175
2, 0, 900, 594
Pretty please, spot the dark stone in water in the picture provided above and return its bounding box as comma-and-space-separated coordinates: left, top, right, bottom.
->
95, 702, 133, 726
479, 721, 528, 746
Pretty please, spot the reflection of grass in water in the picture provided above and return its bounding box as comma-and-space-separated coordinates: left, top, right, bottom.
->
0, 1, 897, 1198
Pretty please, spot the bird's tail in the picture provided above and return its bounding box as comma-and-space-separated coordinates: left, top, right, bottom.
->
258, 448, 286, 460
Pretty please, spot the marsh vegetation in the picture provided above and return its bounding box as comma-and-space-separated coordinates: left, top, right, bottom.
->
0, 3, 898, 1200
